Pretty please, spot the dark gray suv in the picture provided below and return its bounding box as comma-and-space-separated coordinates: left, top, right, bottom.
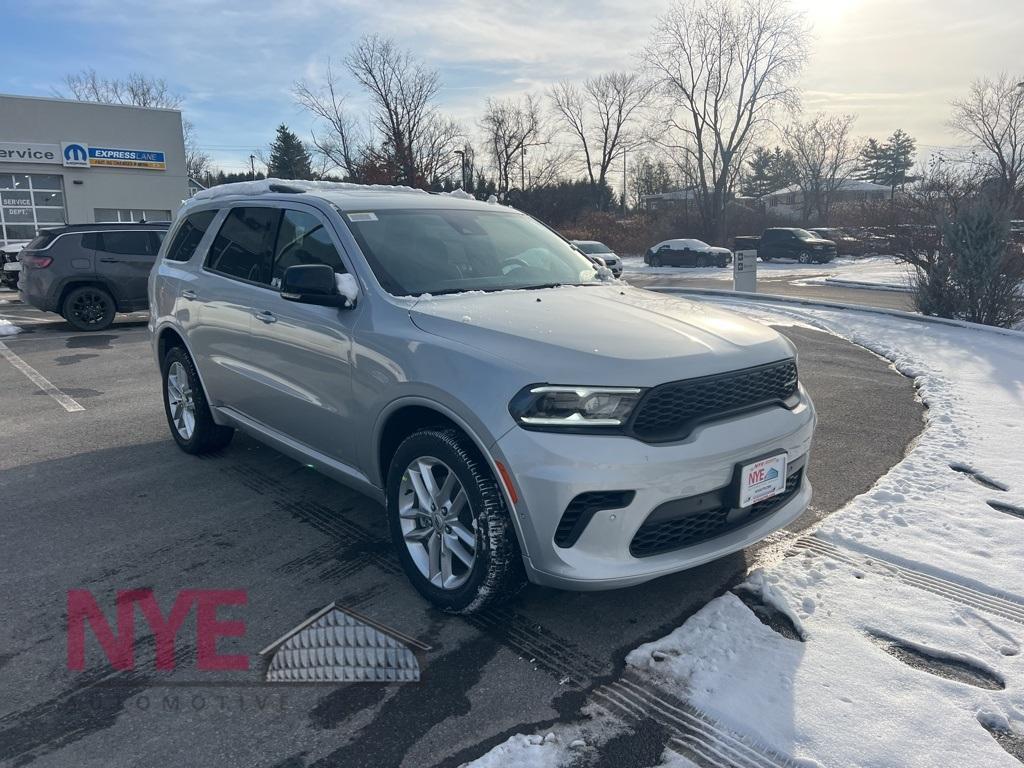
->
19, 222, 169, 330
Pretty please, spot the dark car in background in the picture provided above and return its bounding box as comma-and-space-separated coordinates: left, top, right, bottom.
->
644, 238, 732, 268
571, 240, 623, 276
19, 222, 168, 331
758, 228, 836, 263
809, 228, 863, 256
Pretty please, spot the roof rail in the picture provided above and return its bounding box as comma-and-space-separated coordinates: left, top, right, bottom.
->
267, 182, 306, 194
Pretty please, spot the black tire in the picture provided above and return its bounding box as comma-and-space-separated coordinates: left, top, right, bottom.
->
160, 345, 234, 455
62, 285, 116, 331
797, 251, 812, 264
649, 254, 662, 267
386, 428, 526, 614
718, 257, 729, 268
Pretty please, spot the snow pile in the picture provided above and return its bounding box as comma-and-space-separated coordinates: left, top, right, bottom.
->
465, 297, 1024, 767
0, 318, 21, 336
334, 273, 359, 305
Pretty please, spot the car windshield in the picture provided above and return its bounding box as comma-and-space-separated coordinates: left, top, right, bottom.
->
574, 241, 612, 254
344, 208, 600, 296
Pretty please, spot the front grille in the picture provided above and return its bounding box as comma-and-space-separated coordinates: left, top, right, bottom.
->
554, 490, 635, 548
628, 360, 798, 443
630, 465, 803, 558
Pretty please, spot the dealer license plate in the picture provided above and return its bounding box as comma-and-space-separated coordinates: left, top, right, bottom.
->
738, 454, 788, 508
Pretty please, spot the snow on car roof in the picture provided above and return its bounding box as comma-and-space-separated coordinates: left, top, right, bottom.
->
180, 178, 491, 215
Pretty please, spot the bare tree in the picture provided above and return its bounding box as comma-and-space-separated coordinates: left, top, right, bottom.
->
182, 119, 211, 181
480, 94, 546, 193
59, 68, 183, 108
550, 72, 648, 208
345, 35, 461, 186
783, 113, 858, 224
949, 73, 1024, 209
293, 60, 365, 180
643, 0, 809, 239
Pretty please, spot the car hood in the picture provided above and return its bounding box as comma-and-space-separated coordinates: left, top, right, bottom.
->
707, 246, 731, 255
408, 284, 794, 387
801, 238, 835, 247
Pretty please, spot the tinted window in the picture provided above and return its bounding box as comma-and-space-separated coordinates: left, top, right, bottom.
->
205, 207, 279, 285
96, 230, 158, 256
272, 210, 345, 287
165, 210, 217, 262
575, 242, 611, 255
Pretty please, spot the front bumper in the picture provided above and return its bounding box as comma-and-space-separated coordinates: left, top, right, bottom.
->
494, 387, 816, 590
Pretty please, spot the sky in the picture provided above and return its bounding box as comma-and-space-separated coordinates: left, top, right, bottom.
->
2, 0, 1022, 175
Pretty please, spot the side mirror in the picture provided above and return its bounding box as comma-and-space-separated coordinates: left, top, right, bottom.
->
280, 264, 349, 308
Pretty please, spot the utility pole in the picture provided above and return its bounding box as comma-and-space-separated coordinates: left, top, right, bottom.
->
622, 150, 627, 215
521, 145, 526, 190
454, 149, 466, 189
249, 154, 256, 180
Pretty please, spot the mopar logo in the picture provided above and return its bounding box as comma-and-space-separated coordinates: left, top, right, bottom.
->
61, 142, 90, 168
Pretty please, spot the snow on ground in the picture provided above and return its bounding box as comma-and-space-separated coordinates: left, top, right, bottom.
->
466, 295, 1024, 767
621, 255, 914, 292
0, 318, 21, 336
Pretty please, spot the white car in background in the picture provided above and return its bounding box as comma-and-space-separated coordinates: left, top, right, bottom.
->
1, 242, 25, 289
645, 238, 732, 268
571, 240, 623, 277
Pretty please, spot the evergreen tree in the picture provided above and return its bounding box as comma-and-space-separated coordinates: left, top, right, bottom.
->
267, 124, 313, 180
741, 146, 799, 197
857, 129, 916, 199
629, 154, 675, 208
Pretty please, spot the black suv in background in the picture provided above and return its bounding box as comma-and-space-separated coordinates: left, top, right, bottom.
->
19, 222, 168, 331
758, 228, 836, 263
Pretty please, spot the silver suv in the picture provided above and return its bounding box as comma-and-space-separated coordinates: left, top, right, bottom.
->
150, 181, 816, 613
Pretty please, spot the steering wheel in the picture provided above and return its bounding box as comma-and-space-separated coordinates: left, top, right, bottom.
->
501, 257, 530, 275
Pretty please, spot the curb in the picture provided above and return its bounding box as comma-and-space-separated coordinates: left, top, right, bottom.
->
646, 285, 1024, 340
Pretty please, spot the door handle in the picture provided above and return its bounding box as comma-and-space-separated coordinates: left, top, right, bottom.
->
181, 289, 197, 300
98, 257, 121, 263
254, 310, 277, 324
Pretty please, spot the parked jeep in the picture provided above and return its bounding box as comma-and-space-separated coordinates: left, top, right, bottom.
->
18, 222, 168, 330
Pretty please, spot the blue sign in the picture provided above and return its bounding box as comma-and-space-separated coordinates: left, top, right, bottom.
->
88, 147, 166, 170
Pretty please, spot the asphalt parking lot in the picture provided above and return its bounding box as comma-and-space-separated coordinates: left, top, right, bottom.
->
0, 292, 923, 767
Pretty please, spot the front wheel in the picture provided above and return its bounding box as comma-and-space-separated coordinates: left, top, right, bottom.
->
161, 346, 234, 454
649, 254, 662, 267
63, 286, 115, 331
797, 251, 812, 264
387, 428, 525, 613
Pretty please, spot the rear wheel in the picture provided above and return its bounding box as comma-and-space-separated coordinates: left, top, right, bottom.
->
161, 346, 234, 454
62, 286, 115, 331
797, 251, 812, 264
387, 428, 525, 613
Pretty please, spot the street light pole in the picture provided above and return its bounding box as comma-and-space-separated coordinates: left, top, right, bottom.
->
622, 150, 627, 215
521, 146, 526, 190
249, 154, 256, 181
454, 149, 466, 189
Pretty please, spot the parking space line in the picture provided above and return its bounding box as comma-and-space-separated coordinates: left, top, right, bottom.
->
0, 340, 85, 412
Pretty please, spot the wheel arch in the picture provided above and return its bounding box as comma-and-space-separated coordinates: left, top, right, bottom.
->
373, 397, 529, 557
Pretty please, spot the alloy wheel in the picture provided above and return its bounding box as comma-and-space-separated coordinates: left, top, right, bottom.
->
70, 290, 110, 326
166, 361, 197, 440
398, 456, 477, 590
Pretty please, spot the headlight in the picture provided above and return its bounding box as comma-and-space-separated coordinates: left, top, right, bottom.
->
509, 385, 644, 431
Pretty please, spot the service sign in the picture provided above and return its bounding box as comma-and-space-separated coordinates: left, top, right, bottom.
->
88, 147, 166, 170
0, 142, 60, 164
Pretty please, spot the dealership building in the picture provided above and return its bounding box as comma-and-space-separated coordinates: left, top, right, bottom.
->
0, 94, 189, 245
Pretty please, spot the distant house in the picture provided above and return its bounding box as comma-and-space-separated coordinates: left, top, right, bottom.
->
764, 179, 890, 220
642, 188, 699, 211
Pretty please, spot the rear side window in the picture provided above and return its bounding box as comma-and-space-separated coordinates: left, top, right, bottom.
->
205, 207, 279, 285
95, 230, 159, 256
165, 210, 216, 263
24, 231, 59, 250
271, 210, 345, 287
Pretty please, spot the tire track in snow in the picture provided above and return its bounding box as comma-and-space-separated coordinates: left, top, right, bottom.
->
794, 536, 1024, 626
